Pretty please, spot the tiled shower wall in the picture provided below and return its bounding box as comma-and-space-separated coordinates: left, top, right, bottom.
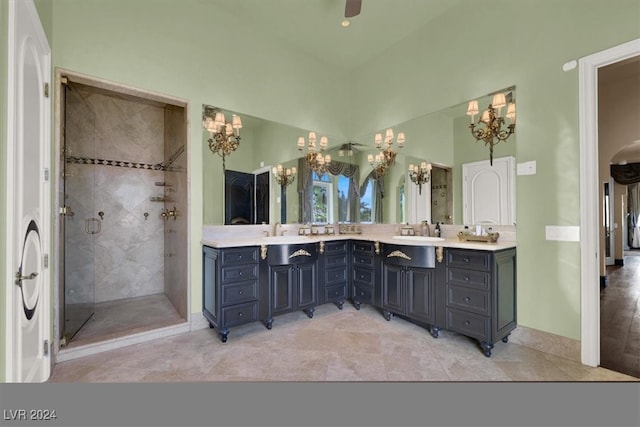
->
67, 85, 166, 303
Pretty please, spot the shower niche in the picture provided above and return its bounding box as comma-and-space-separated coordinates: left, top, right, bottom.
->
57, 73, 189, 351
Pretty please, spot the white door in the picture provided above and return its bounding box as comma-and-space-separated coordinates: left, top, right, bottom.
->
6, 0, 51, 382
462, 156, 515, 226
405, 171, 431, 225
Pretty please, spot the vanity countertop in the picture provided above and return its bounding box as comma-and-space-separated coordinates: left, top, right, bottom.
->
201, 232, 516, 252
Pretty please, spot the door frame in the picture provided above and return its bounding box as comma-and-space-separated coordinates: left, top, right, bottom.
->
579, 38, 640, 367
5, 0, 52, 382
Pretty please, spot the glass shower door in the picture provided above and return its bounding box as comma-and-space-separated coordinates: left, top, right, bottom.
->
62, 82, 96, 344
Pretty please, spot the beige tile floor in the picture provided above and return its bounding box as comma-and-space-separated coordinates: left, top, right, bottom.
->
49, 302, 638, 383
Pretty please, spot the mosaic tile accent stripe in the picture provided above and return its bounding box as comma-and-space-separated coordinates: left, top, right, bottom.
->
66, 155, 165, 171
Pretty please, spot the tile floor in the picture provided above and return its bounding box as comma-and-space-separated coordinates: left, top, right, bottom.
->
601, 253, 640, 378
49, 301, 638, 383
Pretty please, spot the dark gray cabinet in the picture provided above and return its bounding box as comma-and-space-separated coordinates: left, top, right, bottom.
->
319, 240, 349, 310
260, 242, 318, 329
202, 245, 260, 342
381, 244, 437, 333
351, 240, 380, 310
437, 247, 517, 357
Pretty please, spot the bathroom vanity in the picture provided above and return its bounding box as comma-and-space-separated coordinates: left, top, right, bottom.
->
202, 231, 516, 357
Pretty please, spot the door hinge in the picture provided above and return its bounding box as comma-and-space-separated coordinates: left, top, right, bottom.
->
44, 82, 49, 98
43, 254, 49, 269
44, 168, 49, 182
43, 340, 49, 356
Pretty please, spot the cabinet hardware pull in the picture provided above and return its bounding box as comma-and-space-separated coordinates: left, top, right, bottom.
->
238, 312, 243, 317
464, 320, 470, 325
464, 297, 470, 302
463, 257, 470, 262
238, 290, 243, 295
464, 276, 470, 281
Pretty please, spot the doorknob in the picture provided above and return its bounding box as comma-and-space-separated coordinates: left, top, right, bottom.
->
15, 271, 38, 286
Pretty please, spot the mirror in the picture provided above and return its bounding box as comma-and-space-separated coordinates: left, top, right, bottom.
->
202, 86, 516, 226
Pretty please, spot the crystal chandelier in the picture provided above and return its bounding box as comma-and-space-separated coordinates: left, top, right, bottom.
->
298, 131, 331, 176
408, 161, 432, 194
368, 128, 405, 179
272, 164, 296, 188
202, 105, 242, 170
467, 92, 516, 166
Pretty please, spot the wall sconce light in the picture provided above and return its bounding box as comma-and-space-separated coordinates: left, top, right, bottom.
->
298, 131, 331, 176
203, 105, 242, 170
408, 161, 432, 194
368, 128, 405, 179
467, 92, 516, 166
272, 164, 296, 188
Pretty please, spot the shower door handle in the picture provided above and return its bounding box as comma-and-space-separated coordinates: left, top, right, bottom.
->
85, 218, 101, 235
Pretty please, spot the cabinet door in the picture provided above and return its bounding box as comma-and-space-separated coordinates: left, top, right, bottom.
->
270, 265, 294, 315
382, 263, 404, 314
406, 267, 436, 324
203, 247, 219, 325
296, 263, 317, 308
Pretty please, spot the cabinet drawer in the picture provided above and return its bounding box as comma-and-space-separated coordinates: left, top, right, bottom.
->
353, 266, 374, 284
325, 284, 347, 301
221, 264, 259, 284
353, 241, 375, 255
445, 308, 489, 341
325, 253, 348, 268
221, 301, 259, 327
446, 267, 490, 290
382, 244, 435, 268
325, 241, 347, 254
446, 285, 489, 315
221, 281, 258, 306
325, 266, 347, 285
352, 284, 374, 304
446, 249, 490, 271
353, 253, 374, 268
221, 247, 259, 266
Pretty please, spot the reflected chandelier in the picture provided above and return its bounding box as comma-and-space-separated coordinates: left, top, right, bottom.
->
408, 161, 432, 195
368, 128, 405, 179
467, 92, 516, 166
298, 131, 331, 176
272, 164, 296, 188
202, 105, 242, 170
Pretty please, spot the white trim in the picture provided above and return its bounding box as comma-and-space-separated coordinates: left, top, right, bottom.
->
579, 38, 640, 367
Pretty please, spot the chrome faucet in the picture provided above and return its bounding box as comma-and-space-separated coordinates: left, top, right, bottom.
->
272, 221, 281, 236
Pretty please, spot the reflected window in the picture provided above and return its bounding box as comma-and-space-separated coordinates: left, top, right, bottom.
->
360, 177, 374, 223
337, 175, 351, 222
312, 172, 333, 224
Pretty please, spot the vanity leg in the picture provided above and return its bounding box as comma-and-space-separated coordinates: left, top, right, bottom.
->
501, 333, 510, 343
430, 326, 441, 338
263, 317, 273, 330
336, 299, 344, 310
305, 307, 315, 319
480, 341, 494, 357
208, 322, 214, 329
383, 310, 392, 321
353, 299, 361, 310
219, 329, 229, 343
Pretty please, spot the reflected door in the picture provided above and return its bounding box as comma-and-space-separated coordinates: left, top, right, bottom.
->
62, 82, 97, 344
462, 156, 515, 225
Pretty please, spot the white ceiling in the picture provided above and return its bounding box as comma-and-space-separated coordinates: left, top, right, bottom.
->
214, 0, 461, 71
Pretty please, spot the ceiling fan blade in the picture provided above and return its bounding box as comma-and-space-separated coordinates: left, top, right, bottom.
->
345, 0, 362, 18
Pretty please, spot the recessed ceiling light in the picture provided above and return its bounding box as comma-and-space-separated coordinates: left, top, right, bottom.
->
341, 19, 351, 27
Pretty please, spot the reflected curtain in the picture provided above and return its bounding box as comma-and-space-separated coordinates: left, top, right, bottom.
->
610, 163, 640, 185
629, 183, 640, 248
326, 160, 360, 222
360, 173, 384, 223
297, 158, 312, 223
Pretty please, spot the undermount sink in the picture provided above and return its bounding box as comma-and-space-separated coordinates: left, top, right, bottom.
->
257, 235, 315, 245
392, 235, 445, 243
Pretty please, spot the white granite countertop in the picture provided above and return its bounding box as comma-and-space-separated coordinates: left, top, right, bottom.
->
202, 224, 517, 252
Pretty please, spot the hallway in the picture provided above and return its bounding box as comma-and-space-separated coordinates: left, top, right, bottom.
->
601, 253, 640, 378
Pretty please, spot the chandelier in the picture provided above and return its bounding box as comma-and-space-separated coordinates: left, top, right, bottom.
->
368, 128, 405, 179
298, 131, 331, 176
272, 164, 296, 188
408, 161, 432, 194
467, 92, 516, 166
202, 105, 242, 170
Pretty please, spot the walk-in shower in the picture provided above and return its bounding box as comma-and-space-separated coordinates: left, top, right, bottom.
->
57, 74, 189, 353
